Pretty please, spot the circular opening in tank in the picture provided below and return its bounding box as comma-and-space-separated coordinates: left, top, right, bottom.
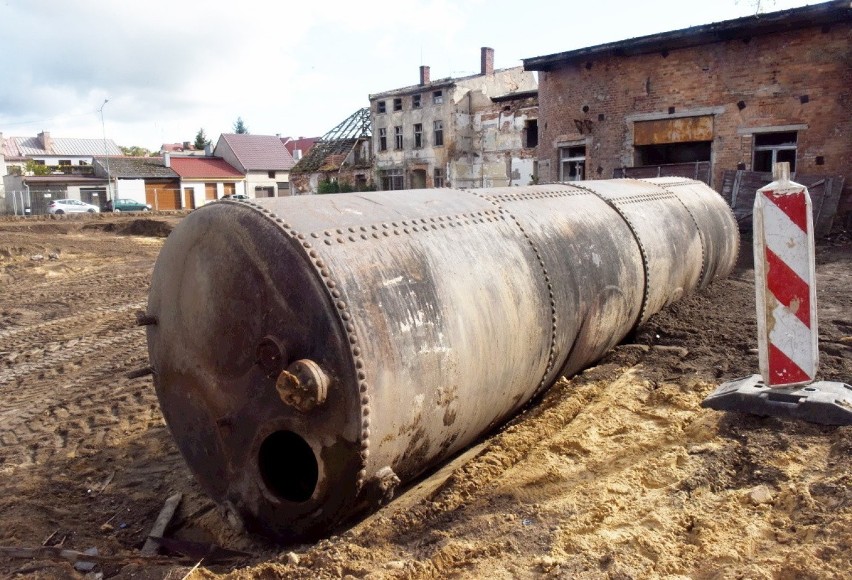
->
258, 431, 318, 503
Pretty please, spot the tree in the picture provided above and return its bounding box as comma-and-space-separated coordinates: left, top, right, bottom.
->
194, 128, 210, 150
233, 117, 249, 134
119, 145, 152, 157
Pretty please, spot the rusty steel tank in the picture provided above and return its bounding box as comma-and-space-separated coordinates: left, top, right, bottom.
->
144, 177, 738, 541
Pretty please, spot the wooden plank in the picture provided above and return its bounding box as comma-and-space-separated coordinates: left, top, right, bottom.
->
140, 493, 182, 556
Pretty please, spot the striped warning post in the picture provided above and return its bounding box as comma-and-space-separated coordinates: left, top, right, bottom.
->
753, 164, 818, 387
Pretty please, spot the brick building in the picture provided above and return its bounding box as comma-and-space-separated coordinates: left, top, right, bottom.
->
523, 1, 851, 215
370, 47, 538, 190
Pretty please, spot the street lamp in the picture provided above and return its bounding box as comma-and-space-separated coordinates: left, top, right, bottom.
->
98, 99, 113, 205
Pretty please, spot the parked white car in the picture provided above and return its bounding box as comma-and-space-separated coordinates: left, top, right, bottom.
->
47, 199, 101, 214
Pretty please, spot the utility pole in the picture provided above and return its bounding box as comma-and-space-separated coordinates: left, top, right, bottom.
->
98, 99, 114, 206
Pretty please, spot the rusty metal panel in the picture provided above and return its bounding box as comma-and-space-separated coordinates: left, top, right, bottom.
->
634, 115, 713, 146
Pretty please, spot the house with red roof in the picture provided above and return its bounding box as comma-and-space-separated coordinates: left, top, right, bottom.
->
280, 136, 319, 162
166, 155, 246, 209
213, 134, 296, 198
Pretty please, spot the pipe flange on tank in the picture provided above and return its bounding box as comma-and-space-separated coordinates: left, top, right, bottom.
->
276, 359, 330, 412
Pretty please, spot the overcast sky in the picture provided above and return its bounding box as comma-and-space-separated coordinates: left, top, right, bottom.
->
0, 0, 818, 151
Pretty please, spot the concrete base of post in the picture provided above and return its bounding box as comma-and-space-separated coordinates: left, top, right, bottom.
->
702, 375, 852, 426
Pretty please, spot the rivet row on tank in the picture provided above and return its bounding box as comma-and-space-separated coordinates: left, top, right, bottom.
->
373, 233, 381, 239
359, 381, 368, 393
358, 469, 367, 481
361, 395, 369, 406
321, 269, 330, 277
362, 407, 370, 416
412, 226, 419, 232
337, 237, 345, 244
311, 232, 320, 238
341, 312, 351, 321
275, 217, 283, 224
357, 370, 366, 380
346, 322, 355, 332
349, 335, 358, 344
297, 233, 305, 240
361, 234, 368, 240
352, 346, 361, 356
349, 235, 357, 242
309, 250, 318, 258
348, 227, 356, 233
336, 300, 347, 310
326, 280, 336, 288
362, 428, 370, 439
324, 239, 333, 246
316, 259, 325, 268
332, 289, 341, 298
336, 228, 344, 234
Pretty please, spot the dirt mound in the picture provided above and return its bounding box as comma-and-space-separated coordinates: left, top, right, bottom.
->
117, 219, 174, 238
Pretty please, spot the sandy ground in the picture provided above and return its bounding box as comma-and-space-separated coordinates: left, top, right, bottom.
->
0, 214, 849, 579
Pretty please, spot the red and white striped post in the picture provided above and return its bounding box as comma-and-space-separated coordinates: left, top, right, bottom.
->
753, 162, 818, 387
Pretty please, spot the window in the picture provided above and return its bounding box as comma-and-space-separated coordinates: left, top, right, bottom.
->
433, 90, 443, 104
33, 160, 45, 165
268, 170, 276, 178
377, 101, 386, 114
378, 127, 387, 152
58, 159, 71, 166
434, 167, 444, 188
394, 126, 403, 150
381, 169, 404, 190
393, 98, 402, 111
525, 120, 538, 148
636, 142, 711, 166
753, 131, 797, 172
413, 94, 421, 108
559, 146, 586, 182
433, 120, 444, 147
414, 123, 423, 148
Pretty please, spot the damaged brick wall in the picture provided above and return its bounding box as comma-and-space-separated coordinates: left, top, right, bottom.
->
535, 21, 851, 208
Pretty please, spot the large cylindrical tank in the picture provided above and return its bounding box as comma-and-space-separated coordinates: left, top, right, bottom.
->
145, 178, 737, 541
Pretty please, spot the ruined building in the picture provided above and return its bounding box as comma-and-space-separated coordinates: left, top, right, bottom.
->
523, 0, 851, 225
370, 47, 538, 190
288, 108, 373, 194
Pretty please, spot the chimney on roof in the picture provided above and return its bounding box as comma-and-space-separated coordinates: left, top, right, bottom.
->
164, 153, 171, 168
183, 141, 192, 150
420, 65, 430, 86
38, 131, 53, 153
204, 143, 213, 156
294, 149, 303, 161
481, 47, 494, 75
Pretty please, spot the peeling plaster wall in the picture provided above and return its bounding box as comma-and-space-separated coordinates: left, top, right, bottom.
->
370, 66, 537, 190
454, 97, 538, 188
